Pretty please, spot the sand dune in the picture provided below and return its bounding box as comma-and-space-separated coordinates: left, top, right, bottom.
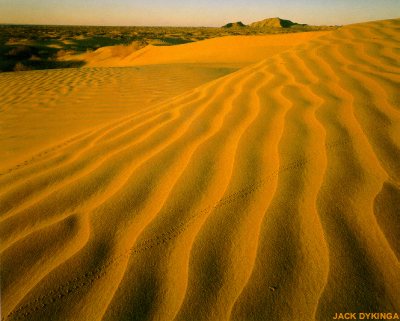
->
63, 32, 328, 68
1, 18, 400, 321
0, 64, 237, 170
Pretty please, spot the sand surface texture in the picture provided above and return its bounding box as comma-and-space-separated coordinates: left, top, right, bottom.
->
0, 65, 238, 169
1, 19, 400, 321
63, 32, 328, 68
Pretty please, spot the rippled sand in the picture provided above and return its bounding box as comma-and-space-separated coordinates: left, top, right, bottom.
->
1, 18, 399, 321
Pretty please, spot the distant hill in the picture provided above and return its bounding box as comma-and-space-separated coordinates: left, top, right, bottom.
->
222, 21, 247, 28
250, 17, 303, 28
222, 18, 308, 29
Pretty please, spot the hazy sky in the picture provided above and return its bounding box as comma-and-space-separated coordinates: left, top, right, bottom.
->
0, 0, 399, 26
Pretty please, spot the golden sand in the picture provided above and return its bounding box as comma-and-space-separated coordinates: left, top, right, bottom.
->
1, 19, 399, 321
0, 64, 237, 169
63, 31, 328, 68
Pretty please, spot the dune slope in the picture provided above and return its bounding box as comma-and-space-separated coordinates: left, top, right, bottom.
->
1, 19, 400, 321
0, 64, 237, 170
64, 32, 328, 68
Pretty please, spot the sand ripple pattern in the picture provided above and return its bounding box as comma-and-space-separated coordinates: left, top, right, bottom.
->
1, 19, 400, 321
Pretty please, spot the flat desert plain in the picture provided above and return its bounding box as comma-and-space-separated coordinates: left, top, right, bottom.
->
1, 18, 399, 321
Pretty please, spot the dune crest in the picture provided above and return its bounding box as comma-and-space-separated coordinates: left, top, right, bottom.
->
62, 31, 328, 68
1, 18, 400, 321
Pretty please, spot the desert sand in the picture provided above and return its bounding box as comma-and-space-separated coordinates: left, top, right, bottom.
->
1, 18, 399, 321
61, 32, 328, 68
0, 64, 239, 169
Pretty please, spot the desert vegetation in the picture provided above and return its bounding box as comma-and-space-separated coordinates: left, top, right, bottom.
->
0, 21, 337, 72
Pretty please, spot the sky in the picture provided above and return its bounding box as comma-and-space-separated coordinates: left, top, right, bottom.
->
0, 0, 399, 27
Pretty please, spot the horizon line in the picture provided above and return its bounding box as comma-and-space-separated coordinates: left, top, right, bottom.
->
0, 16, 398, 29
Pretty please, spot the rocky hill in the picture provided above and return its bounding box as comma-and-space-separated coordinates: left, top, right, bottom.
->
222, 21, 247, 28
250, 17, 302, 28
222, 17, 308, 29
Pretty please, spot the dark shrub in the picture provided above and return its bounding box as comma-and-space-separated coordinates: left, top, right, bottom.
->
7, 46, 33, 59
